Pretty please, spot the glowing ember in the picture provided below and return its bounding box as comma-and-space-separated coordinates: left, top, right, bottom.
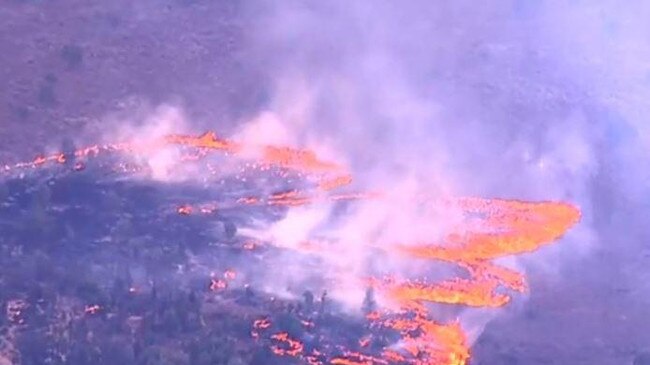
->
301, 319, 315, 329
253, 317, 271, 330
84, 304, 101, 315
209, 278, 227, 291
270, 332, 304, 357
176, 205, 193, 215
388, 278, 510, 308
331, 352, 386, 365
224, 269, 236, 280
73, 161, 85, 171
251, 317, 272, 340
243, 241, 257, 250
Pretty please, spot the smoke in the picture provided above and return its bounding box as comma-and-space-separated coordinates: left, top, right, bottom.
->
70, 0, 649, 355
113, 103, 190, 181
223, 0, 650, 346
87, 100, 217, 183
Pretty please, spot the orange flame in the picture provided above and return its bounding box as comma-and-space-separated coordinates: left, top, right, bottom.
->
364, 198, 581, 364
270, 332, 304, 357
4, 130, 581, 365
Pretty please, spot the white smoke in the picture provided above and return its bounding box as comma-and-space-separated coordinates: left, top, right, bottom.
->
81, 0, 650, 355
226, 0, 650, 344
97, 102, 210, 183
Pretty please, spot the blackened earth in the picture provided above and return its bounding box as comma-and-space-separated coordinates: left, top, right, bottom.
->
0, 161, 401, 365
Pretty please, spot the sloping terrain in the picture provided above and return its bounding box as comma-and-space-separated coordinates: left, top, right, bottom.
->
2, 2, 650, 365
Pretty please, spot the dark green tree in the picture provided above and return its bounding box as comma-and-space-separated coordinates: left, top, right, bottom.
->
302, 290, 314, 311
362, 287, 376, 314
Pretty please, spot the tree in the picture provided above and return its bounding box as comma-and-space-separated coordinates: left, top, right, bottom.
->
635, 352, 650, 365
60, 45, 84, 70
302, 291, 314, 311
189, 334, 235, 365
362, 287, 376, 314
318, 291, 327, 314
224, 221, 237, 240
61, 138, 77, 165
274, 313, 304, 339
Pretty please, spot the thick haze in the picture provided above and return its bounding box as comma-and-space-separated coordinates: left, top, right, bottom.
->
227, 0, 650, 348
238, 1, 650, 245
244, 0, 650, 200
64, 0, 649, 356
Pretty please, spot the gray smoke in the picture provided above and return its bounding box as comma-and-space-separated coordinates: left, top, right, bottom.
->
227, 0, 650, 347
73, 0, 649, 357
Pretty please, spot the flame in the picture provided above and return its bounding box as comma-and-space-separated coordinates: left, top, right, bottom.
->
3, 130, 581, 365
318, 174, 353, 191
253, 317, 272, 330
395, 199, 581, 263
356, 198, 580, 364
199, 204, 218, 214
237, 197, 261, 205
270, 332, 304, 357
251, 317, 271, 340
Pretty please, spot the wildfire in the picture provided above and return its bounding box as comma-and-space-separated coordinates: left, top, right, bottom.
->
357, 197, 579, 364
395, 199, 581, 263
4, 130, 581, 365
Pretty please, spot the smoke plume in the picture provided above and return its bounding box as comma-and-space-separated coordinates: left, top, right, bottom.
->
216, 0, 650, 345
76, 0, 650, 355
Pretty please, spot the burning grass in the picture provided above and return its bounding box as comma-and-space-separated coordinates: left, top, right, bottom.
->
0, 130, 580, 365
